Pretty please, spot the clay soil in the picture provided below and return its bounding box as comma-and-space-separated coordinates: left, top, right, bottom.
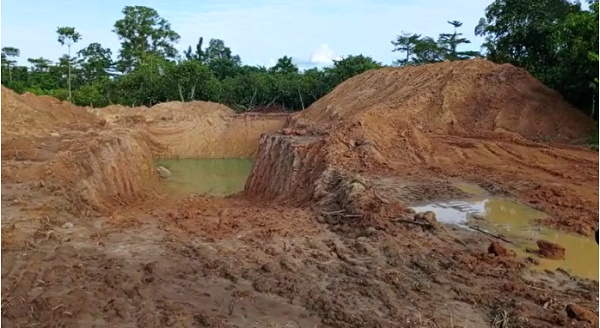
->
2, 59, 599, 328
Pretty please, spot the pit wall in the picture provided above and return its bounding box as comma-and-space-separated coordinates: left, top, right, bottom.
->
244, 134, 327, 204
244, 133, 409, 223
41, 113, 288, 215
142, 113, 289, 159
43, 128, 160, 214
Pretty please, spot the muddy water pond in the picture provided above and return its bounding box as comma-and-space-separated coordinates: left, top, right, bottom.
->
412, 184, 599, 281
156, 158, 254, 196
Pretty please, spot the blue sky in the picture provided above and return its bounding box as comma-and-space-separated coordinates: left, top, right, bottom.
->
1, 0, 490, 68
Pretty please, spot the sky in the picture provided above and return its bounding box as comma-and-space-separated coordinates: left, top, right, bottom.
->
1, 0, 491, 68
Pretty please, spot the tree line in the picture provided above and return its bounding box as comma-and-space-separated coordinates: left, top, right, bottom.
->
1, 0, 598, 117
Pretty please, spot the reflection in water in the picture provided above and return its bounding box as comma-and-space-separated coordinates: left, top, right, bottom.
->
412, 194, 599, 281
156, 158, 254, 196
412, 199, 487, 226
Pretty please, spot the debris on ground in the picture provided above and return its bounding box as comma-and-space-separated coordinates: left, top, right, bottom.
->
536, 240, 567, 259
566, 304, 599, 326
488, 241, 516, 257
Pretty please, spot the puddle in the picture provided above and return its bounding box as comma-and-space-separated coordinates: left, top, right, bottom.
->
155, 158, 254, 196
412, 199, 487, 226
411, 193, 599, 281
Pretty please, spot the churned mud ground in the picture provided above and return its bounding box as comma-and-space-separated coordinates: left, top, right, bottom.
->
2, 59, 599, 328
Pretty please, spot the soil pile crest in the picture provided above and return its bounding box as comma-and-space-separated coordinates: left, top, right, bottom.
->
293, 59, 593, 142
1, 86, 99, 138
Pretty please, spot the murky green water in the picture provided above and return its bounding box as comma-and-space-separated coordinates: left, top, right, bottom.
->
155, 158, 254, 196
412, 182, 599, 281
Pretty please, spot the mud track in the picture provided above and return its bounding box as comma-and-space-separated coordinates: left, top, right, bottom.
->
2, 59, 599, 328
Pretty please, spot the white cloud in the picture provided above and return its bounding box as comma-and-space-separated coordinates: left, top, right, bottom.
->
310, 44, 339, 65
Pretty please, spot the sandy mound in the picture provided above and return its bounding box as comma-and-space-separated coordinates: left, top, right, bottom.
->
1, 86, 99, 138
278, 59, 596, 173
2, 86, 102, 162
95, 102, 288, 158
293, 59, 593, 141
96, 101, 235, 125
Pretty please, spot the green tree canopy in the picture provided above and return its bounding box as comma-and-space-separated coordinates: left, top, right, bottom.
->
269, 56, 299, 74
438, 21, 480, 60
77, 43, 113, 83
391, 33, 422, 66
113, 6, 180, 72
1, 47, 21, 83
326, 55, 383, 86
475, 0, 598, 112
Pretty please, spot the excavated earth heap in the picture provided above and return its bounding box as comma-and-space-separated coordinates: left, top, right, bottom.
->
293, 58, 592, 139
247, 58, 599, 234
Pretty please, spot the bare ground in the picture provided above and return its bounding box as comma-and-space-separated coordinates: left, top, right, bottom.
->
1, 145, 598, 328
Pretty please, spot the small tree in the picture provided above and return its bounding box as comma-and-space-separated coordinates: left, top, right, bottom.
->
57, 26, 82, 101
438, 21, 479, 60
1, 47, 20, 83
412, 37, 445, 64
391, 33, 421, 66
184, 37, 207, 62
269, 56, 299, 74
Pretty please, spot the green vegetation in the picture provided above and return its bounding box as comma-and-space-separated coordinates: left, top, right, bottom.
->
56, 26, 82, 102
391, 20, 481, 65
475, 0, 599, 115
1, 1, 598, 118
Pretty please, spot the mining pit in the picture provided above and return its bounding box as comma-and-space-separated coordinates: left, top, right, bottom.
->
1, 59, 599, 328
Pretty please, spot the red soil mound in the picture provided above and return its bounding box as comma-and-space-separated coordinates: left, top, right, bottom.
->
248, 59, 598, 236
1, 86, 99, 138
293, 59, 593, 141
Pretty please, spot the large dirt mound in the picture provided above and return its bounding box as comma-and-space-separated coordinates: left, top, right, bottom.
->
248, 59, 599, 235
293, 59, 593, 141
1, 86, 99, 138
2, 86, 102, 161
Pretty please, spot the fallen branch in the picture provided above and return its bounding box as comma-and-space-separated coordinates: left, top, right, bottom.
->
468, 225, 516, 245
249, 86, 257, 111
321, 209, 345, 215
233, 102, 249, 112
